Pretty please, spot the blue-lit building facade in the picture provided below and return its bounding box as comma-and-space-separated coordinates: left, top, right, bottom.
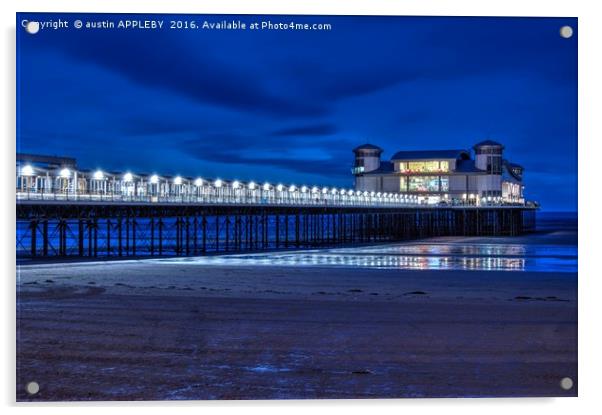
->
352, 140, 524, 205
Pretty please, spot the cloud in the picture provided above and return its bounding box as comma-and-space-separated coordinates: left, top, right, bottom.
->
269, 123, 338, 137
23, 29, 327, 118
180, 132, 354, 178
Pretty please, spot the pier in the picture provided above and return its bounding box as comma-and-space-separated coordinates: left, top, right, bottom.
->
16, 157, 537, 259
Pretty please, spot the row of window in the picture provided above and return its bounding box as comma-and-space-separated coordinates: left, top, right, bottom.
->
400, 176, 449, 192
475, 147, 503, 155
397, 161, 450, 173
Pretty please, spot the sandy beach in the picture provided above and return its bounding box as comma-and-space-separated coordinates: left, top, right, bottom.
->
16, 232, 577, 400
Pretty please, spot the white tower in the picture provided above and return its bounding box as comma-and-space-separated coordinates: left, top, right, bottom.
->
474, 140, 504, 202
352, 144, 382, 174
474, 140, 504, 173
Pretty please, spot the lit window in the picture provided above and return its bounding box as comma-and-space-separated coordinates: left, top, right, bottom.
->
403, 161, 449, 173
408, 176, 441, 192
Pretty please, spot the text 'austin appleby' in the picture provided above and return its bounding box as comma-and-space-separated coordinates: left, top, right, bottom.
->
82, 20, 164, 29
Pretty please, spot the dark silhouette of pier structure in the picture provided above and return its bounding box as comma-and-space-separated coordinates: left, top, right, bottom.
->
17, 203, 535, 259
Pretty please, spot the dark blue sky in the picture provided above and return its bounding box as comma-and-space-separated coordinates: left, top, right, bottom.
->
16, 13, 577, 211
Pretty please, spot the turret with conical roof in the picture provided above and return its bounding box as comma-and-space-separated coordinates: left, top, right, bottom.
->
474, 139, 504, 174
352, 143, 382, 174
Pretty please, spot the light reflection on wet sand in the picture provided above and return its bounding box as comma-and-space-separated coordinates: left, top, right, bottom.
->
151, 242, 577, 273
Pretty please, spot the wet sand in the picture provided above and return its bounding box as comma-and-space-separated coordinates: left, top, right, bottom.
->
16, 234, 577, 401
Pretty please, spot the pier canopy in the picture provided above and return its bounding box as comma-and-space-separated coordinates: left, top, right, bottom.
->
16, 159, 422, 208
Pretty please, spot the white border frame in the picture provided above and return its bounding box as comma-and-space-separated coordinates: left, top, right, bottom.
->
2, 1, 599, 414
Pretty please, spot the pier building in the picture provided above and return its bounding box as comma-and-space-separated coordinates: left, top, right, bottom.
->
352, 140, 524, 206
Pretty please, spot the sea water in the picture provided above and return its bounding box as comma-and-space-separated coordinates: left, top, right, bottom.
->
152, 212, 577, 273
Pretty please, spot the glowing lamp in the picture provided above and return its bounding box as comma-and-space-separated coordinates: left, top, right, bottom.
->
21, 165, 34, 176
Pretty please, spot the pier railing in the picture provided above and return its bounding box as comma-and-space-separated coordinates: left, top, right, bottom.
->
16, 190, 531, 209
16, 190, 421, 208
